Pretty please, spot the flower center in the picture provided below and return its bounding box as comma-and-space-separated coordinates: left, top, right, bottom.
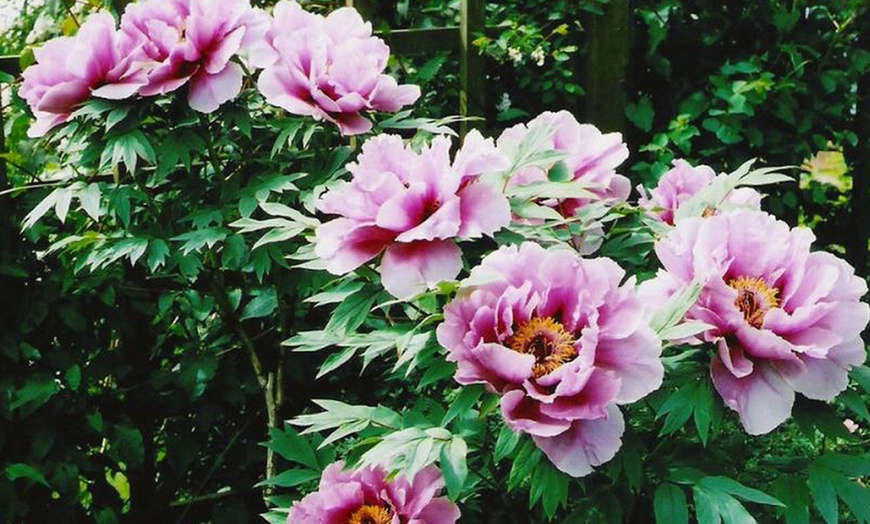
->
728, 276, 780, 328
507, 317, 577, 378
347, 505, 392, 524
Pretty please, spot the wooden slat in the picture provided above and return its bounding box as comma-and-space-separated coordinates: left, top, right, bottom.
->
380, 27, 459, 55
584, 0, 630, 133
460, 0, 486, 133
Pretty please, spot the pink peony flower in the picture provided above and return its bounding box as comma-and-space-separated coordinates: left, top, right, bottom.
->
639, 211, 869, 434
497, 111, 631, 217
287, 462, 460, 524
436, 242, 663, 476
120, 0, 271, 113
315, 131, 509, 298
257, 1, 420, 135
19, 12, 148, 137
637, 159, 762, 225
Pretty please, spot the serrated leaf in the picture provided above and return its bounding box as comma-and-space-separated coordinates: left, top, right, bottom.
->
240, 288, 278, 321
266, 424, 320, 470
22, 188, 60, 230
317, 346, 357, 378
494, 425, 521, 462
442, 386, 483, 426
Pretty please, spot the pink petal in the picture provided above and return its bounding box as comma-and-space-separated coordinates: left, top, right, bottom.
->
456, 182, 511, 238
711, 358, 795, 435
532, 405, 625, 477
470, 342, 535, 383
500, 389, 572, 437
187, 62, 243, 113
315, 219, 395, 275
380, 240, 462, 298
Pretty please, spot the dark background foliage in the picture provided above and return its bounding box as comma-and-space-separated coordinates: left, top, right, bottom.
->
0, 0, 867, 522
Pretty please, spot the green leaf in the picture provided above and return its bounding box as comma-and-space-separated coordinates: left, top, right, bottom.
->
494, 425, 521, 462
808, 466, 839, 524
240, 288, 278, 321
317, 346, 357, 378
171, 227, 228, 255
22, 188, 60, 230
530, 460, 568, 519
440, 437, 468, 499
10, 375, 59, 415
815, 453, 870, 477
257, 468, 320, 488
266, 424, 320, 470
655, 483, 689, 524
694, 379, 714, 445
771, 475, 810, 524
64, 365, 81, 391
324, 290, 376, 336
649, 278, 703, 335
698, 476, 784, 506
442, 386, 483, 426
5, 464, 50, 488
146, 239, 170, 271
829, 473, 870, 523
627, 95, 655, 132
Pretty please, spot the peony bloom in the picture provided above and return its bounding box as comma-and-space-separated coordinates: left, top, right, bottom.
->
639, 211, 869, 434
258, 1, 420, 135
497, 111, 631, 218
120, 0, 271, 113
19, 12, 148, 137
637, 159, 762, 225
287, 462, 460, 524
315, 131, 509, 298
436, 243, 663, 477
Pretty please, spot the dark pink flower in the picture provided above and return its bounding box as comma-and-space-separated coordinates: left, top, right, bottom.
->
436, 243, 663, 476
315, 132, 509, 298
497, 111, 631, 217
257, 1, 420, 135
287, 462, 459, 524
19, 12, 148, 137
639, 211, 869, 434
637, 159, 762, 225
120, 0, 271, 113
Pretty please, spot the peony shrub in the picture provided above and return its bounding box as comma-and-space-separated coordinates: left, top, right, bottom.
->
12, 1, 869, 522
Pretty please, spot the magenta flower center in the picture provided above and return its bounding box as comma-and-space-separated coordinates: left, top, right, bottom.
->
728, 276, 780, 328
347, 504, 392, 524
508, 317, 577, 378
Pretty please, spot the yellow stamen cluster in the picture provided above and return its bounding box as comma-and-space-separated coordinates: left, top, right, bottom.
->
728, 276, 780, 328
347, 505, 392, 524
508, 317, 577, 378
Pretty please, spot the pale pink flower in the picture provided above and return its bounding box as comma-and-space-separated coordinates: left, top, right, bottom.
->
640, 211, 869, 434
288, 462, 460, 524
437, 243, 663, 476
497, 111, 631, 217
258, 1, 420, 135
637, 159, 762, 225
120, 0, 271, 113
316, 131, 509, 298
19, 12, 148, 137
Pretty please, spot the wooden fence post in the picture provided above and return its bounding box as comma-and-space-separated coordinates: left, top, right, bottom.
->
460, 0, 486, 135
848, 12, 869, 277
584, 0, 630, 133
